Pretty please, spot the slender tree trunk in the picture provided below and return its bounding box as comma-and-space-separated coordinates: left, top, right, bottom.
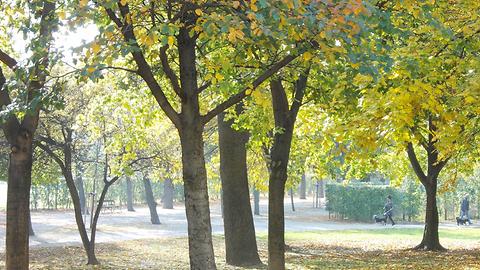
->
89, 180, 115, 265
253, 187, 260, 216
28, 207, 34, 236
75, 161, 88, 214
6, 139, 34, 270
267, 75, 307, 270
126, 177, 135, 212
37, 132, 99, 265
218, 110, 261, 266
290, 188, 295, 212
163, 178, 174, 209
299, 174, 306, 199
180, 126, 216, 270
143, 177, 161, 224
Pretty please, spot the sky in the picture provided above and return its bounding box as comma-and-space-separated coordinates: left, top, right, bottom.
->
12, 22, 98, 66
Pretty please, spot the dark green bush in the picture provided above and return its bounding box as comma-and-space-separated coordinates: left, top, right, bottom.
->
325, 183, 404, 222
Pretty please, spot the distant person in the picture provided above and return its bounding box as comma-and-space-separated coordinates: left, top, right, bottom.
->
460, 194, 472, 225
384, 195, 395, 226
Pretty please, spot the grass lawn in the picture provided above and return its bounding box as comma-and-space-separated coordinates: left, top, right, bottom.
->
1, 227, 479, 269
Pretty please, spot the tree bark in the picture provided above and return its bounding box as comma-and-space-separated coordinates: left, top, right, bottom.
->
218, 110, 261, 266
126, 177, 135, 212
180, 126, 216, 270
299, 174, 306, 199
413, 183, 444, 250
163, 178, 174, 209
267, 75, 308, 270
143, 177, 161, 224
253, 187, 260, 216
6, 134, 34, 270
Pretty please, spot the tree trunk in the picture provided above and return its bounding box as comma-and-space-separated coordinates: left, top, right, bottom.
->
319, 180, 325, 198
89, 179, 116, 265
218, 111, 261, 266
253, 187, 260, 216
6, 139, 34, 270
299, 174, 306, 199
290, 188, 295, 212
126, 177, 135, 212
163, 178, 174, 209
414, 183, 445, 251
268, 174, 287, 270
267, 75, 307, 270
143, 177, 161, 224
28, 208, 34, 236
180, 126, 216, 270
75, 161, 88, 214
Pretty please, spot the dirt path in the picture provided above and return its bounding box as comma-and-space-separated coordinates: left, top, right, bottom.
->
0, 197, 472, 251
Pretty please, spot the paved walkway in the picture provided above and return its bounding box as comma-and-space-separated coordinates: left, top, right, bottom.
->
0, 198, 473, 251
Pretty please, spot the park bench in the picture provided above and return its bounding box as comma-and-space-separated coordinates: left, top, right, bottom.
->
100, 199, 119, 213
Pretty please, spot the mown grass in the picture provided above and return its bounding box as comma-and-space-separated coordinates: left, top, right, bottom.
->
1, 227, 479, 269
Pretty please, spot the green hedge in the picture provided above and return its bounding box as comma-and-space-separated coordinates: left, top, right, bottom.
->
325, 184, 404, 222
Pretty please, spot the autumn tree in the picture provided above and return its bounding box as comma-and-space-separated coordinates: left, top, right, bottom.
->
326, 0, 480, 251
73, 0, 344, 268
0, 1, 60, 268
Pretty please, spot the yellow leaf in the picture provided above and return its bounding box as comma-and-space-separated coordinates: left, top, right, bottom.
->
245, 88, 253, 95
120, 0, 128, 6
215, 73, 224, 81
79, 0, 88, 8
168, 36, 175, 47
233, 1, 240, 8
303, 51, 313, 61
195, 9, 203, 16
87, 67, 96, 73
91, 42, 101, 54
251, 3, 258, 12
58, 11, 66, 20
465, 95, 476, 104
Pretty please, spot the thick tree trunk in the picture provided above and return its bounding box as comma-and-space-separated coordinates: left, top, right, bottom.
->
218, 111, 261, 266
6, 140, 34, 270
126, 177, 135, 212
143, 177, 161, 224
319, 180, 325, 198
253, 187, 260, 216
163, 178, 174, 209
414, 183, 445, 251
299, 174, 306, 199
180, 126, 216, 270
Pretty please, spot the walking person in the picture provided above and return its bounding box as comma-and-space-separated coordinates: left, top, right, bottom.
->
384, 195, 395, 226
460, 194, 472, 225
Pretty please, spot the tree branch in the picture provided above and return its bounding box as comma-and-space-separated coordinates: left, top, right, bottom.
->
0, 49, 18, 70
406, 142, 428, 185
159, 46, 183, 99
102, 4, 181, 128
201, 53, 298, 125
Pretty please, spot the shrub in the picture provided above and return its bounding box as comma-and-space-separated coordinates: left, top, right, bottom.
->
325, 183, 404, 222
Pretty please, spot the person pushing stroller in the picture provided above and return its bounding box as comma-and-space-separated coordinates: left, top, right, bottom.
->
383, 195, 395, 226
